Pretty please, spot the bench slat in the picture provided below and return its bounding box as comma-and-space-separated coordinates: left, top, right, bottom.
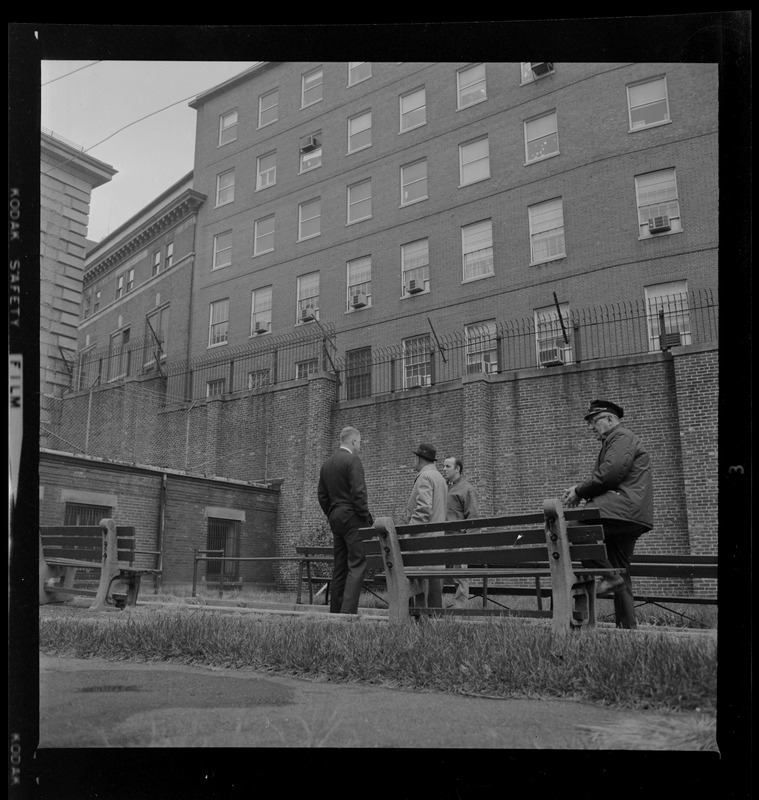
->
631, 564, 718, 579
632, 554, 717, 565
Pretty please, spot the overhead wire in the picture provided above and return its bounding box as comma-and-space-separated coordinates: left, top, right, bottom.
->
41, 60, 102, 86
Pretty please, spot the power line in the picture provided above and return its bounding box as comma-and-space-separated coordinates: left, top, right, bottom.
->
41, 61, 102, 86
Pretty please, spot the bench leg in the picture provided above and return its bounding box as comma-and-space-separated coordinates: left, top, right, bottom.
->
125, 574, 142, 606
570, 578, 597, 630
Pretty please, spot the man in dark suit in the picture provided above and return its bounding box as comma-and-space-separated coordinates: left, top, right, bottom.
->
317, 426, 373, 614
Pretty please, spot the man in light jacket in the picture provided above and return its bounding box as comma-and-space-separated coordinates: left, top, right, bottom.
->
403, 442, 447, 610
564, 399, 653, 629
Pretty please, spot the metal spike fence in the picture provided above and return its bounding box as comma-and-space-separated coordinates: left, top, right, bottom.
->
41, 291, 717, 463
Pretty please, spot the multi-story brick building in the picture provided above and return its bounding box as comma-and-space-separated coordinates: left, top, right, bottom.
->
60, 63, 719, 592
182, 61, 716, 383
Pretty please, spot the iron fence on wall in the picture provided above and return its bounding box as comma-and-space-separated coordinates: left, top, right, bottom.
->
334, 289, 717, 401
66, 290, 717, 406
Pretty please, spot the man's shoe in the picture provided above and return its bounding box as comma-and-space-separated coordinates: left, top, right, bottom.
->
597, 575, 625, 595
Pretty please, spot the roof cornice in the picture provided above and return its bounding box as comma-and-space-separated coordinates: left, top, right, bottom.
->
84, 190, 205, 283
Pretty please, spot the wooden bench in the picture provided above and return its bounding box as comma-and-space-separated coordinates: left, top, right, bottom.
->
295, 545, 387, 606
358, 500, 622, 632
39, 519, 161, 611
467, 553, 717, 626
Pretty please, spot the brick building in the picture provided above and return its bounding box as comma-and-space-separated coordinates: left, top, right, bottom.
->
51, 63, 719, 593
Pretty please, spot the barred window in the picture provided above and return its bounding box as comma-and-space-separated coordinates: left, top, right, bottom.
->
403, 334, 431, 389
206, 518, 239, 577
346, 347, 372, 400
64, 502, 111, 526
465, 321, 498, 375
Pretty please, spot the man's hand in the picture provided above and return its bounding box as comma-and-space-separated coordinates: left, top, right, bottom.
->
562, 486, 582, 507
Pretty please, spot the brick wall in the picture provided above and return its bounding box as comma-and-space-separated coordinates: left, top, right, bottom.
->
39, 450, 279, 591
49, 344, 718, 595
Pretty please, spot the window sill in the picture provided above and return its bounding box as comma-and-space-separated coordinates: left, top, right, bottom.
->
458, 176, 490, 189
345, 304, 372, 314
462, 272, 495, 284
217, 139, 237, 148
346, 216, 372, 226
629, 119, 672, 133
399, 122, 426, 134
255, 184, 276, 192
456, 97, 487, 112
301, 99, 323, 110
211, 264, 231, 271
252, 249, 274, 258
299, 165, 322, 175
297, 233, 321, 243
346, 144, 372, 156
401, 289, 430, 299
207, 342, 228, 350
524, 151, 560, 166
529, 255, 566, 267
257, 119, 277, 130
399, 197, 428, 209
215, 200, 234, 209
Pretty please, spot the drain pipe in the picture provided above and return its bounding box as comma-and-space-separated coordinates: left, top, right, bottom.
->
155, 472, 167, 592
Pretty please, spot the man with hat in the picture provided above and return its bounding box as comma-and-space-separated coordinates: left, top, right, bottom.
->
563, 400, 654, 629
402, 442, 448, 610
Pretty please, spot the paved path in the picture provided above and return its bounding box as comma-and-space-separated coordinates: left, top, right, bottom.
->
39, 653, 710, 749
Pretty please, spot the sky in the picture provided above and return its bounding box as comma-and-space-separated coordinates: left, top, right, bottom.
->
41, 60, 259, 243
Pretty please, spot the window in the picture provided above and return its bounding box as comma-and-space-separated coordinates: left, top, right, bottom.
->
216, 169, 235, 206
401, 238, 430, 296
348, 61, 371, 85
298, 198, 321, 240
219, 109, 238, 146
83, 293, 91, 319
152, 251, 161, 276
253, 215, 275, 256
521, 62, 554, 83
302, 67, 323, 107
256, 152, 277, 190
529, 198, 565, 263
645, 281, 691, 351
347, 179, 372, 223
144, 305, 169, 368
165, 242, 174, 268
403, 335, 431, 388
93, 290, 100, 313
248, 369, 270, 389
258, 88, 278, 128
116, 275, 124, 299
250, 286, 273, 335
208, 299, 229, 347
524, 111, 559, 163
627, 76, 670, 130
213, 231, 233, 269
457, 63, 487, 109
535, 304, 571, 366
459, 137, 490, 185
345, 347, 372, 400
206, 378, 225, 397
635, 169, 681, 237
347, 256, 371, 311
64, 502, 111, 526
296, 359, 319, 379
401, 160, 428, 205
461, 220, 494, 281
465, 321, 498, 374
108, 327, 130, 381
400, 87, 426, 132
206, 518, 239, 577
299, 133, 322, 172
126, 268, 134, 293
297, 272, 320, 323
348, 110, 371, 153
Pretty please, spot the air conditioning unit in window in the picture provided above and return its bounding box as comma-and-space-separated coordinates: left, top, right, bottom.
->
351, 292, 368, 309
253, 324, 269, 335
539, 347, 565, 367
406, 376, 423, 388
406, 279, 424, 295
661, 331, 682, 349
648, 215, 671, 233
531, 62, 554, 77
300, 136, 319, 153
482, 353, 497, 373
300, 306, 316, 322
